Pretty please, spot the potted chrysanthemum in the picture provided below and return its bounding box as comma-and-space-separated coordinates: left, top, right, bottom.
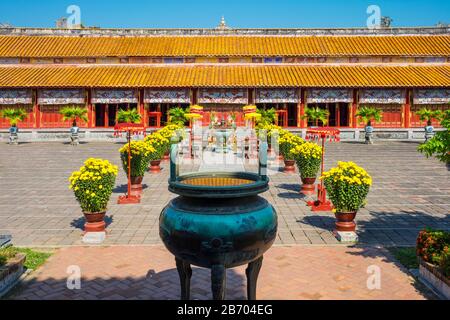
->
256, 123, 282, 153
157, 124, 184, 161
119, 140, 155, 196
144, 132, 170, 173
291, 142, 322, 195
69, 158, 118, 232
278, 132, 304, 172
321, 161, 372, 232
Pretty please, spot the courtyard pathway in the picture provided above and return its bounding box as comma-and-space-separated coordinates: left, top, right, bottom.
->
11, 245, 431, 300
0, 141, 448, 247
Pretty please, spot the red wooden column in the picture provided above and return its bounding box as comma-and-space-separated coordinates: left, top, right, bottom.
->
139, 89, 146, 127
33, 89, 41, 128
87, 89, 94, 128
104, 105, 109, 128
351, 89, 358, 128
404, 89, 411, 128
298, 88, 306, 128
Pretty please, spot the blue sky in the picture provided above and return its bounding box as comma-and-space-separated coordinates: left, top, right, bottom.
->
0, 0, 448, 28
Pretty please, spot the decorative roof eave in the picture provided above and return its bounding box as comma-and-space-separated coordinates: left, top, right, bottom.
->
0, 65, 449, 89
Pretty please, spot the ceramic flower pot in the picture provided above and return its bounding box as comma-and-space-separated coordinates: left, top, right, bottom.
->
130, 176, 143, 196
83, 211, 106, 233
163, 151, 170, 161
150, 160, 162, 173
334, 211, 357, 232
300, 177, 316, 195
283, 159, 295, 173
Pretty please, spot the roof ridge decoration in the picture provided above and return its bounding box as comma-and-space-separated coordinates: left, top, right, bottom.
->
0, 26, 449, 36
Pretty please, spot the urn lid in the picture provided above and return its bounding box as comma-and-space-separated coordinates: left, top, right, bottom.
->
169, 172, 269, 199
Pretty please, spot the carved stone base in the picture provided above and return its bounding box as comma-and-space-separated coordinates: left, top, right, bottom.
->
8, 134, 18, 145
70, 134, 79, 146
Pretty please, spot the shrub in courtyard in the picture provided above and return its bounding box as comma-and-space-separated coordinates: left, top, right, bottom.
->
356, 106, 383, 127
168, 107, 187, 126
302, 107, 329, 127
69, 158, 118, 213
356, 106, 383, 144
440, 248, 450, 278
0, 108, 28, 127
60, 106, 88, 145
321, 161, 372, 212
117, 109, 141, 124
1, 108, 28, 144
60, 106, 88, 127
256, 107, 277, 126
415, 108, 443, 126
119, 141, 155, 178
290, 142, 322, 179
418, 109, 450, 163
416, 229, 450, 265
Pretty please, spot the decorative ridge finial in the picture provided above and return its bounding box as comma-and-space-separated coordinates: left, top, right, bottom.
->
216, 16, 231, 30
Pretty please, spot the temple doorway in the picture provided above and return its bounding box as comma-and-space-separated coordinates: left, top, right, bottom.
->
306, 103, 350, 127
202, 104, 245, 127
95, 103, 138, 127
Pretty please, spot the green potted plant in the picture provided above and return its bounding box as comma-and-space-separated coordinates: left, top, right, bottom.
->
256, 107, 277, 126
119, 140, 155, 196
302, 107, 330, 127
418, 109, 450, 164
415, 108, 443, 142
168, 107, 188, 127
278, 132, 304, 173
321, 161, 372, 233
60, 106, 88, 145
356, 106, 383, 144
117, 109, 142, 124
0, 108, 28, 145
144, 132, 170, 173
69, 158, 118, 232
290, 142, 322, 195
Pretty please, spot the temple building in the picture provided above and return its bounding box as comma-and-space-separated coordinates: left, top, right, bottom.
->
0, 22, 449, 139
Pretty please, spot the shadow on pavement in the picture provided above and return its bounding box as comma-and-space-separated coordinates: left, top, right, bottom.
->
8, 267, 247, 300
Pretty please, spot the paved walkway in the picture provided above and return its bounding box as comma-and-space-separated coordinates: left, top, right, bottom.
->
11, 245, 431, 300
0, 141, 448, 247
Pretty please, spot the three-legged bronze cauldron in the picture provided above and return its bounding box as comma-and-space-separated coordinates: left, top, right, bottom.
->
159, 143, 277, 300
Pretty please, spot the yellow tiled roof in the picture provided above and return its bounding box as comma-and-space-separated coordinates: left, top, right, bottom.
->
0, 65, 449, 88
0, 35, 449, 57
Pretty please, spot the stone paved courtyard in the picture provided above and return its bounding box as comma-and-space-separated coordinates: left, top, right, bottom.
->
11, 245, 432, 300
0, 141, 449, 247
